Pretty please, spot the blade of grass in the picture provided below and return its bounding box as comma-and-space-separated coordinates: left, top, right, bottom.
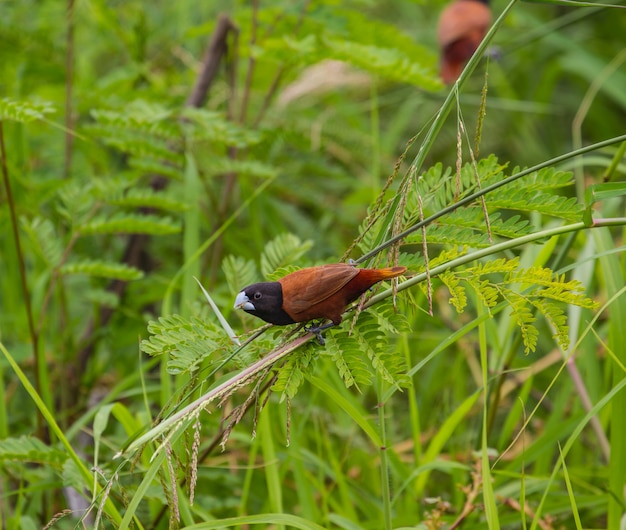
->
558, 443, 583, 530
194, 276, 241, 346
529, 378, 626, 530
177, 513, 328, 529
258, 408, 284, 529
181, 152, 202, 318
307, 375, 383, 448
415, 389, 482, 495
377, 375, 392, 530
162, 173, 276, 315
118, 449, 165, 530
593, 227, 626, 530
478, 303, 500, 529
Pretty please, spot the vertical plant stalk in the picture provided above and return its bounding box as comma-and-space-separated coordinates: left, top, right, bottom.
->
377, 377, 393, 530
0, 121, 44, 438
478, 304, 500, 529
63, 0, 75, 178
186, 15, 237, 108
238, 0, 259, 125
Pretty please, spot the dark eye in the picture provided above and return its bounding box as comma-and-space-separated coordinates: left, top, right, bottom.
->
254, 291, 262, 300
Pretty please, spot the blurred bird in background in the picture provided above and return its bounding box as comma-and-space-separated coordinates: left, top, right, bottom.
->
437, 0, 492, 84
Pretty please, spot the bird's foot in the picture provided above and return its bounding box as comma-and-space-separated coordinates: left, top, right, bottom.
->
305, 322, 335, 346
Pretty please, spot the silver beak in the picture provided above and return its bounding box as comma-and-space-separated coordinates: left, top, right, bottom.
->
234, 291, 256, 311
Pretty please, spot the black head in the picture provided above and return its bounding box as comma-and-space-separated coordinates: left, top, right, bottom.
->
234, 281, 295, 326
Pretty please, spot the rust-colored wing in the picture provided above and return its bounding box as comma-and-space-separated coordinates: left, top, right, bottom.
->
279, 263, 359, 316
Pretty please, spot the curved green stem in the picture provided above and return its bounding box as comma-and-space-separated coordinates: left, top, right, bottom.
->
365, 217, 626, 308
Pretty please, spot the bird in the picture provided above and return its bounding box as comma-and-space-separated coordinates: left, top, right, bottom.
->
437, 0, 492, 84
234, 263, 407, 344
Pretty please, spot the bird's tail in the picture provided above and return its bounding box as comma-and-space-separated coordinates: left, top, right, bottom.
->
365, 266, 407, 280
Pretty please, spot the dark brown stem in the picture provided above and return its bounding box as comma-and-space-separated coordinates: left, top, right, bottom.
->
238, 0, 259, 124
186, 15, 238, 108
252, 0, 311, 128
0, 121, 44, 438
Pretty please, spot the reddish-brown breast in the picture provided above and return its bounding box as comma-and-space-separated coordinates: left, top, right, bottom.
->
437, 0, 492, 84
279, 263, 407, 325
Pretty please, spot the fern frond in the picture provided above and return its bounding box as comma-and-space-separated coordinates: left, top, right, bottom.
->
318, 9, 439, 89
326, 331, 373, 389
223, 255, 259, 296
140, 315, 225, 375
182, 108, 262, 148
505, 268, 597, 310
20, 217, 63, 266
204, 157, 278, 179
460, 258, 518, 310
439, 271, 468, 313
486, 213, 532, 238
128, 157, 184, 180
272, 346, 317, 401
96, 130, 183, 163
506, 292, 539, 354
375, 300, 411, 335
533, 284, 598, 309
90, 102, 184, 167
58, 182, 97, 223
0, 436, 67, 468
60, 259, 144, 281
326, 38, 439, 90
260, 234, 313, 278
495, 166, 575, 191
427, 247, 467, 269
446, 258, 597, 353
466, 276, 499, 310
0, 97, 56, 122
107, 188, 189, 212
486, 189, 582, 221
415, 156, 508, 212
80, 213, 181, 235
407, 223, 490, 248
469, 257, 520, 276
353, 312, 402, 387
90, 173, 140, 200
91, 100, 180, 139
266, 265, 304, 281
531, 299, 570, 351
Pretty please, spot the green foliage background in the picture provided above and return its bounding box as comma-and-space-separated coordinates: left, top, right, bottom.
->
1, 0, 625, 529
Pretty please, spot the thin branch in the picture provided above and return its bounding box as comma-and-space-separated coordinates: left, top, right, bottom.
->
0, 120, 44, 437
238, 0, 259, 124
186, 15, 238, 108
